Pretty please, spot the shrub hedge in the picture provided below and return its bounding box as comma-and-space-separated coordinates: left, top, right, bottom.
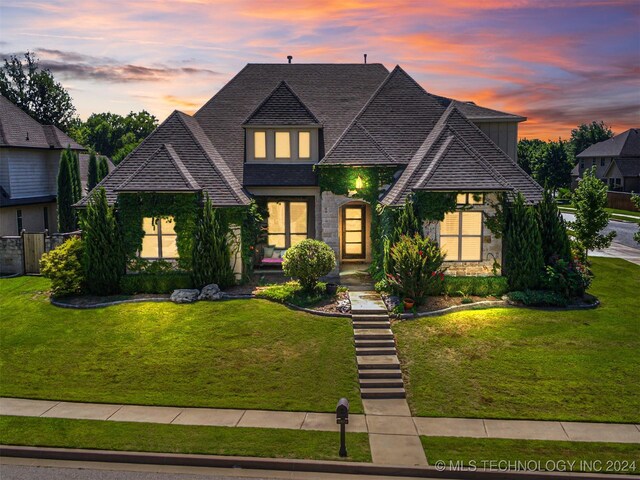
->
443, 276, 509, 297
120, 273, 193, 295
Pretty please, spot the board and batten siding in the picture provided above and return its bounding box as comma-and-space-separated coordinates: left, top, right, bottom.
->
474, 121, 518, 161
1, 148, 61, 199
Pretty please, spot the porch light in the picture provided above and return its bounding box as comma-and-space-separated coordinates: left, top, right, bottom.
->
355, 175, 363, 190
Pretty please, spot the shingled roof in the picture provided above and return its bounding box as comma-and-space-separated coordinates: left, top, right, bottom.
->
381, 105, 542, 206
243, 81, 320, 126
576, 128, 640, 158
195, 63, 390, 180
0, 95, 84, 150
77, 111, 249, 207
431, 95, 526, 122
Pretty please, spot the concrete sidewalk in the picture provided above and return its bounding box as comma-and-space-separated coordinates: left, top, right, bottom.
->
589, 242, 640, 265
2, 397, 639, 444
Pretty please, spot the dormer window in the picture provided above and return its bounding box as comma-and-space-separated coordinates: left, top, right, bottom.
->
254, 131, 266, 158
299, 131, 311, 159
275, 131, 291, 158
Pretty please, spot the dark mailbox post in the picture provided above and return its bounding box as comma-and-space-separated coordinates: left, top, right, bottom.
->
336, 397, 349, 457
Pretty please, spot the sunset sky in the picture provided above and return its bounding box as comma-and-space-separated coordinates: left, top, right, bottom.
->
1, 0, 638, 139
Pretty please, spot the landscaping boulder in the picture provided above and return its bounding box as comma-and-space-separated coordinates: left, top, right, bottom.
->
337, 298, 351, 314
198, 284, 223, 301
383, 295, 400, 311
170, 289, 200, 304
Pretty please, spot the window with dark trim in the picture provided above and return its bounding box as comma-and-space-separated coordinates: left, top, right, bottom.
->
601, 158, 605, 167
266, 200, 310, 248
16, 209, 23, 233
43, 206, 49, 231
140, 217, 178, 259
440, 211, 483, 262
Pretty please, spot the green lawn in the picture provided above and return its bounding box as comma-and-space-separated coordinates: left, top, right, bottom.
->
395, 258, 640, 422
0, 416, 370, 462
559, 205, 640, 222
0, 276, 362, 413
422, 437, 639, 474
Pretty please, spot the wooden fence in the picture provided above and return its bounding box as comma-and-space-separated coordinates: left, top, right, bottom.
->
607, 191, 638, 212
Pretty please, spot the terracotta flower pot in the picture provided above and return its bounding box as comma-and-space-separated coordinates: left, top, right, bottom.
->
403, 298, 415, 310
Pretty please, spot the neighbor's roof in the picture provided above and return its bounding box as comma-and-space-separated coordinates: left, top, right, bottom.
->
243, 81, 321, 126
0, 95, 84, 150
381, 105, 542, 206
612, 157, 640, 177
195, 63, 390, 180
76, 110, 250, 207
576, 129, 640, 158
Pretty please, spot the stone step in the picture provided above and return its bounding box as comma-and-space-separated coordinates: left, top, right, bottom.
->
353, 321, 391, 329
352, 314, 389, 322
360, 387, 406, 399
356, 347, 397, 356
351, 308, 388, 315
358, 368, 402, 379
359, 378, 405, 389
353, 329, 394, 340
357, 355, 401, 369
355, 339, 396, 348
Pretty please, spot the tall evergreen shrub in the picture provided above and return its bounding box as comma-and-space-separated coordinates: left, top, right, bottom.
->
87, 151, 98, 191
82, 188, 124, 294
56, 149, 76, 232
67, 147, 82, 201
504, 193, 544, 291
537, 188, 571, 264
192, 195, 235, 289
98, 156, 109, 181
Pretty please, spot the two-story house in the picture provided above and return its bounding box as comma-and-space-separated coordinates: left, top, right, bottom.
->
572, 128, 640, 192
0, 95, 113, 236
78, 62, 541, 277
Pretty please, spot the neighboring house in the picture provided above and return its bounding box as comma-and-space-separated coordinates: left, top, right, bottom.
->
572, 128, 640, 192
0, 95, 114, 236
78, 63, 541, 277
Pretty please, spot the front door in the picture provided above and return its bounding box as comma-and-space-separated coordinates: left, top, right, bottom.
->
342, 205, 366, 259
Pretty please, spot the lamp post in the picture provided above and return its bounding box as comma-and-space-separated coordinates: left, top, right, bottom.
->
336, 397, 349, 457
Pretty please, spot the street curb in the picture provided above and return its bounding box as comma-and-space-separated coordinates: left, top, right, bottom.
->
2, 446, 636, 480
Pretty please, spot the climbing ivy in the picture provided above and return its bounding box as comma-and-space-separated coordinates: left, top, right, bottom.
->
117, 192, 200, 270
222, 200, 265, 282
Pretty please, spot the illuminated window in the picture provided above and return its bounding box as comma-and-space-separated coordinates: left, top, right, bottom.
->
298, 131, 311, 158
140, 217, 178, 259
267, 200, 308, 248
456, 193, 484, 205
440, 211, 483, 261
254, 131, 266, 158
275, 132, 291, 158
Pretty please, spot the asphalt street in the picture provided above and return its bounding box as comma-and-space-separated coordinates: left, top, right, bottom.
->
561, 213, 639, 249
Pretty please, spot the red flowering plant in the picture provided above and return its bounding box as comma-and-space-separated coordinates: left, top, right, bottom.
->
386, 234, 447, 305
543, 254, 592, 299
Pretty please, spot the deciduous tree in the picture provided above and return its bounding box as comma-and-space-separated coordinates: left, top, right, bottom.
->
569, 121, 613, 161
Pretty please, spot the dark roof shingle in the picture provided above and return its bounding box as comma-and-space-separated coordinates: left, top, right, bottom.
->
243, 81, 320, 126
576, 129, 640, 158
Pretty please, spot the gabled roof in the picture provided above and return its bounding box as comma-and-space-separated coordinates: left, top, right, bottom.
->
116, 144, 200, 192
320, 122, 397, 165
76, 111, 250, 207
243, 81, 320, 126
608, 157, 640, 177
576, 129, 640, 158
320, 66, 447, 166
381, 105, 542, 206
195, 63, 390, 180
0, 95, 84, 150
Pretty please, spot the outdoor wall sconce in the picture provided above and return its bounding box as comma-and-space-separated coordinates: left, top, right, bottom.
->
336, 397, 349, 457
355, 175, 364, 190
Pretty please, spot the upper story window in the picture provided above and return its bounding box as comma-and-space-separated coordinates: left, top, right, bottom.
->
140, 217, 178, 259
580, 160, 585, 169
275, 131, 291, 158
254, 131, 266, 159
247, 128, 317, 163
600, 158, 605, 167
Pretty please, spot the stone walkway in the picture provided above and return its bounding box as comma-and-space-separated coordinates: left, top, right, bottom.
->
2, 397, 639, 445
348, 291, 428, 466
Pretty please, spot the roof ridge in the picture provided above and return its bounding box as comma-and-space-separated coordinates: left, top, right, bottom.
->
194, 64, 250, 119
355, 121, 398, 163
415, 134, 455, 188
175, 112, 249, 205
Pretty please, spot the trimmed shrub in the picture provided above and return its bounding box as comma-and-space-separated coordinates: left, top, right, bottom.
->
537, 188, 571, 264
443, 276, 509, 297
120, 273, 193, 294
386, 234, 446, 305
255, 280, 328, 307
504, 193, 544, 291
282, 239, 336, 291
40, 236, 85, 297
81, 188, 125, 295
543, 257, 591, 298
507, 290, 568, 307
192, 195, 235, 289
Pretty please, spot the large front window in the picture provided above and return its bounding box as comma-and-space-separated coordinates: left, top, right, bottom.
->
267, 200, 308, 248
140, 217, 178, 259
440, 211, 483, 261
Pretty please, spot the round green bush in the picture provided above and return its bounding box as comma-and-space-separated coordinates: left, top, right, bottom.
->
40, 236, 85, 297
282, 239, 336, 291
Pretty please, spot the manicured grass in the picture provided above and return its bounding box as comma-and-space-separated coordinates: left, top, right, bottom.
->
0, 416, 371, 462
395, 258, 640, 422
0, 276, 362, 413
422, 437, 639, 474
559, 205, 640, 222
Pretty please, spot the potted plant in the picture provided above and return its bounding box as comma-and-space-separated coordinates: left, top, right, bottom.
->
403, 297, 415, 309
326, 283, 339, 295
